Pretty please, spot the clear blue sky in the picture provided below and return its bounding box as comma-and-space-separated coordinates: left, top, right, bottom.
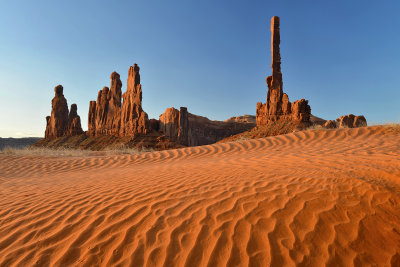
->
1, 0, 399, 137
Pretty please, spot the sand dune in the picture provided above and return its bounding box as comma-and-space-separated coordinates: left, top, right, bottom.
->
1, 126, 400, 266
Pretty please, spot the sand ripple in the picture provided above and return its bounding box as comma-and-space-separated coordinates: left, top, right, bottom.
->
0, 126, 400, 266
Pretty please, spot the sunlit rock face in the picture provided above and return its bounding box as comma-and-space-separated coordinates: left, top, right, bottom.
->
256, 16, 311, 127
87, 64, 150, 137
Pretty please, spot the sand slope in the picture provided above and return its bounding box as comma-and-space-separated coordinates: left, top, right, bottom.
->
1, 126, 400, 266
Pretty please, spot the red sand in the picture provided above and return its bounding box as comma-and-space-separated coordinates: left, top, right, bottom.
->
1, 126, 400, 266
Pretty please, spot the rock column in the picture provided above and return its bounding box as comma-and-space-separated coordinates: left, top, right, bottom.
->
45, 85, 69, 138
120, 63, 150, 136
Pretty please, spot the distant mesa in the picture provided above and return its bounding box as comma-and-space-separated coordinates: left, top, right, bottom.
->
41, 16, 366, 149
159, 107, 254, 146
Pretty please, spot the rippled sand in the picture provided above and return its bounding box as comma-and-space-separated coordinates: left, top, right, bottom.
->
1, 126, 400, 266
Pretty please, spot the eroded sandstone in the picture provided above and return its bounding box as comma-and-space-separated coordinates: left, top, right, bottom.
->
256, 16, 311, 127
45, 85, 83, 138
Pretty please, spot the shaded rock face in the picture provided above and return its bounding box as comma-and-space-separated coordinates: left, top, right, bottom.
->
324, 120, 337, 129
88, 101, 97, 136
149, 119, 160, 132
45, 85, 70, 139
68, 104, 83, 136
45, 85, 83, 138
336, 114, 367, 128
88, 72, 122, 136
159, 107, 256, 146
45, 116, 51, 138
353, 115, 367, 127
291, 99, 311, 123
256, 16, 311, 126
178, 107, 189, 146
159, 107, 181, 141
88, 65, 149, 137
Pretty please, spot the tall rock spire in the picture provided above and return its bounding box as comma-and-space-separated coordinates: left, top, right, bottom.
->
266, 16, 284, 120
271, 16, 281, 76
256, 16, 311, 126
87, 71, 123, 136
119, 63, 149, 136
45, 85, 69, 138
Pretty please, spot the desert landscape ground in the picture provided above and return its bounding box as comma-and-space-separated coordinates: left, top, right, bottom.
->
1, 125, 400, 266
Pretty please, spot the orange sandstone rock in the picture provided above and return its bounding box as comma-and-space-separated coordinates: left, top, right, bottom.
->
45, 85, 83, 138
88, 66, 149, 137
324, 120, 337, 129
120, 64, 150, 136
68, 104, 83, 136
45, 85, 70, 138
256, 16, 311, 126
336, 114, 367, 128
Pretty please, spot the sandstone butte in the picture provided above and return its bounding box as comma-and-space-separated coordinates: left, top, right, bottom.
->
42, 16, 366, 148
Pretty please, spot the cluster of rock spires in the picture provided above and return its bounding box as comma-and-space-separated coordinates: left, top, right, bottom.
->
45, 85, 83, 139
44, 63, 254, 146
256, 16, 311, 127
88, 64, 150, 137
43, 16, 366, 147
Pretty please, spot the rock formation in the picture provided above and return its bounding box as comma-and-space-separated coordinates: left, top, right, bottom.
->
45, 85, 70, 139
88, 101, 97, 136
324, 120, 337, 129
159, 107, 180, 141
120, 64, 150, 136
68, 107, 83, 136
256, 16, 311, 126
291, 99, 311, 123
88, 64, 149, 137
323, 115, 367, 129
177, 107, 189, 146
336, 114, 367, 128
87, 72, 122, 136
159, 107, 189, 146
159, 107, 255, 146
224, 115, 256, 124
353, 115, 367, 127
68, 104, 84, 136
45, 85, 83, 138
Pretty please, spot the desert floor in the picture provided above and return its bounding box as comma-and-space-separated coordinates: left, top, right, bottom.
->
1, 126, 400, 267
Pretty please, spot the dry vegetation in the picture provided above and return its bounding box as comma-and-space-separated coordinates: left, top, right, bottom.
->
32, 133, 182, 151
0, 145, 153, 157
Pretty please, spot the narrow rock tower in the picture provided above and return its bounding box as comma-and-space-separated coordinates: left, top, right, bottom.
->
45, 85, 69, 138
266, 16, 284, 120
119, 63, 150, 136
256, 16, 311, 126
